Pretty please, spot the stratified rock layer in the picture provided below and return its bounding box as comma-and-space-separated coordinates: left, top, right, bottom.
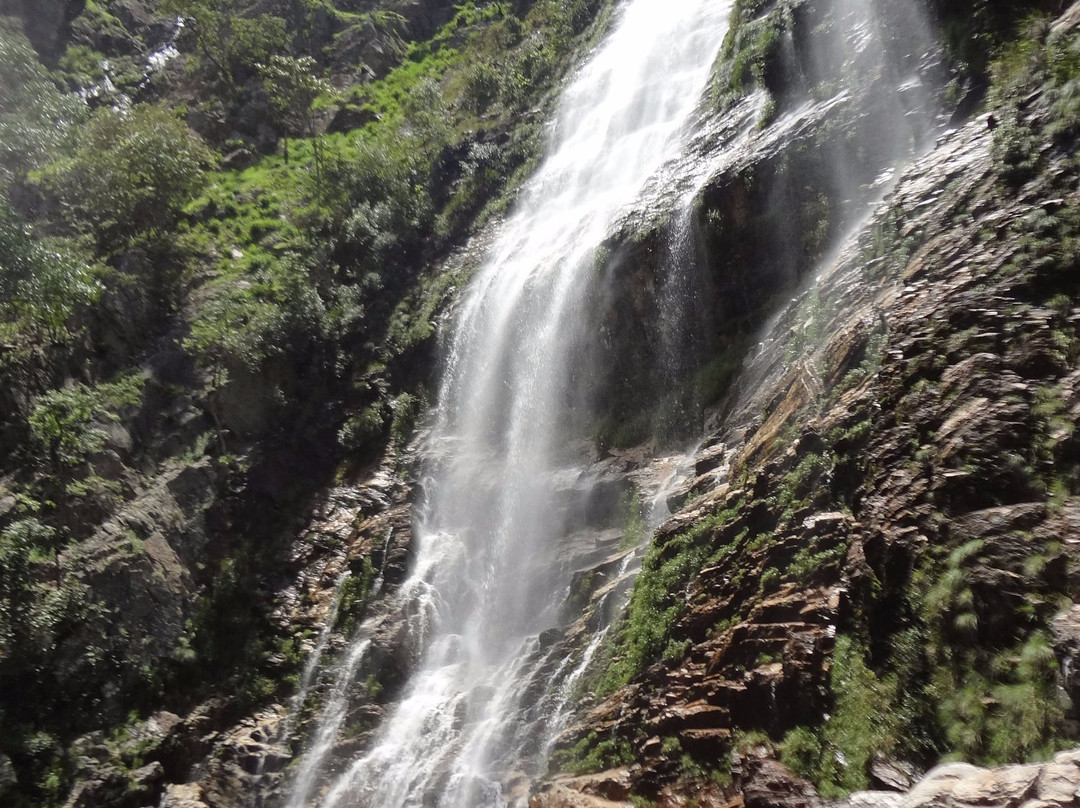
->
540, 1, 1080, 804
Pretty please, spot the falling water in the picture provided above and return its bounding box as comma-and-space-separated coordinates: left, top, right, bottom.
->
257, 569, 350, 795
286, 0, 733, 805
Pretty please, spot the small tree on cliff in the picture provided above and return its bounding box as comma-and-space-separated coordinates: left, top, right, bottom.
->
258, 54, 329, 176
163, 0, 287, 94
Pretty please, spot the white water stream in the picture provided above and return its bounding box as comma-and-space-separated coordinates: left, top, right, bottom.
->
285, 0, 732, 805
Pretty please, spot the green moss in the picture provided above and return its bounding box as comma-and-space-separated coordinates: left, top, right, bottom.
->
335, 558, 378, 637
389, 391, 427, 448
775, 451, 830, 521
552, 731, 634, 775
596, 505, 741, 694
715, 0, 788, 101
779, 636, 908, 797
617, 489, 646, 549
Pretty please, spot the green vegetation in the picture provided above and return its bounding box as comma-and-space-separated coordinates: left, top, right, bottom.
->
552, 730, 634, 775
0, 0, 616, 801
989, 11, 1080, 185
336, 558, 378, 636
597, 529, 706, 692
594, 504, 741, 695
0, 204, 100, 351
162, 0, 289, 94
930, 0, 1067, 95
3, 0, 1079, 803
780, 636, 913, 797
617, 489, 646, 549
36, 104, 216, 251
713, 0, 789, 106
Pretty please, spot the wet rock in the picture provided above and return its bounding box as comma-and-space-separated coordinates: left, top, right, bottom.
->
197, 708, 289, 808
540, 4, 1080, 805
52, 460, 217, 723
1053, 605, 1080, 716
62, 759, 164, 808
531, 769, 636, 807
131, 761, 165, 792
742, 758, 822, 808
159, 783, 211, 808
870, 758, 919, 792
540, 627, 565, 650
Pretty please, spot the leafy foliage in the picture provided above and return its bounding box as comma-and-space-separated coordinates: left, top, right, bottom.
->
257, 54, 330, 167
552, 731, 634, 775
36, 104, 215, 250
163, 0, 287, 92
0, 22, 86, 187
28, 373, 144, 471
0, 204, 99, 346
0, 0, 617, 801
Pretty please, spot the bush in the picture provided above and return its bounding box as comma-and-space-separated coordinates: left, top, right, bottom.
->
338, 405, 387, 454
461, 60, 501, 113
163, 0, 287, 93
0, 203, 100, 346
37, 104, 215, 249
28, 373, 144, 471
184, 257, 328, 386
390, 392, 427, 448
317, 134, 434, 279
780, 726, 822, 780
0, 22, 87, 186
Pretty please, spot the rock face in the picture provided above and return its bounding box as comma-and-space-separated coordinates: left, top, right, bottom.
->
50, 443, 417, 808
539, 1, 1080, 805
589, 0, 946, 445
843, 750, 1080, 808
28, 1, 1080, 807
534, 751, 1080, 808
0, 0, 85, 62
58, 461, 217, 708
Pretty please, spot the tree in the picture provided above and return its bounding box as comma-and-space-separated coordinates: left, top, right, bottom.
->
257, 54, 330, 169
27, 373, 144, 486
36, 104, 215, 250
0, 21, 87, 189
0, 203, 100, 348
163, 0, 288, 94
183, 259, 328, 450
0, 519, 46, 656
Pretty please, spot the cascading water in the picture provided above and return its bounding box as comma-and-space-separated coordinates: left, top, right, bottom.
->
284, 0, 733, 805
282, 0, 951, 803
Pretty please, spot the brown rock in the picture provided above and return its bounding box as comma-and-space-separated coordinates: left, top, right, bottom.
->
742, 758, 822, 808
159, 783, 211, 808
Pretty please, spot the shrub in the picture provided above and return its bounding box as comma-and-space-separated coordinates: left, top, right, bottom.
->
28, 373, 144, 471
37, 104, 215, 250
461, 60, 501, 113
0, 203, 100, 346
338, 405, 387, 454
0, 23, 87, 186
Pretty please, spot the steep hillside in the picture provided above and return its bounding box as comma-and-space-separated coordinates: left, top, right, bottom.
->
0, 0, 614, 804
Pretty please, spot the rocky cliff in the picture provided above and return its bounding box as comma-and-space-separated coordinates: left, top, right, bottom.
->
535, 2, 1080, 805
3, 0, 1080, 807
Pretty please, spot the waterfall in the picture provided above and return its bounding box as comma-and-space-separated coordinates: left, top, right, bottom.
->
280, 0, 950, 802
285, 0, 733, 805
